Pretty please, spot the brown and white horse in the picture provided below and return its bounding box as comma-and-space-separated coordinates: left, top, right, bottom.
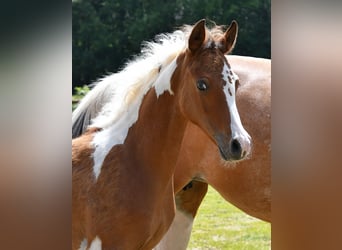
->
72, 20, 251, 249
155, 55, 271, 249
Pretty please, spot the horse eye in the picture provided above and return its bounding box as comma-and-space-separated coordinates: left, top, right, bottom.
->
197, 79, 208, 91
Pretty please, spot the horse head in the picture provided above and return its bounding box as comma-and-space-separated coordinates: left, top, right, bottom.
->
174, 19, 251, 161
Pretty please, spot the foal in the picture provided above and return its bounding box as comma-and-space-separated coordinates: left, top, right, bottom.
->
72, 20, 251, 249
155, 55, 271, 249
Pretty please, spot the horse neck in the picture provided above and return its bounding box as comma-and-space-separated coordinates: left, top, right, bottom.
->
123, 82, 187, 181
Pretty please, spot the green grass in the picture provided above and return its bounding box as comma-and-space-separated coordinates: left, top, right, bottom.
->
188, 187, 271, 249
72, 85, 90, 110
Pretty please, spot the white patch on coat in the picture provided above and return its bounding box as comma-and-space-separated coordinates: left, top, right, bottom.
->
78, 238, 87, 250
85, 30, 188, 181
154, 59, 177, 98
91, 57, 178, 180
91, 80, 151, 180
153, 209, 194, 250
89, 236, 102, 250
222, 63, 252, 156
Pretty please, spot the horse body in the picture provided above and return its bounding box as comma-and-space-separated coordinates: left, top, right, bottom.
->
72, 88, 183, 249
72, 20, 250, 249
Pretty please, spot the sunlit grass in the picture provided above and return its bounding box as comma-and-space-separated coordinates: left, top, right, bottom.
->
188, 187, 271, 249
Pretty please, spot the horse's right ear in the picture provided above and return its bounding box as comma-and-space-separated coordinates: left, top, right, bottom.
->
220, 20, 238, 54
189, 19, 206, 53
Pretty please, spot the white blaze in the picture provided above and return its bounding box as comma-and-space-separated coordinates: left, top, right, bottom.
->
222, 63, 251, 155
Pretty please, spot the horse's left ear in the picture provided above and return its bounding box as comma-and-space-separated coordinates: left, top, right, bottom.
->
189, 19, 206, 53
220, 20, 238, 54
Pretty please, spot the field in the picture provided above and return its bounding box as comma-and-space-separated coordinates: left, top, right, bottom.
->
188, 187, 271, 249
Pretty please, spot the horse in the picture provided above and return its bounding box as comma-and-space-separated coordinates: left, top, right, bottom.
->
154, 55, 271, 249
73, 55, 270, 249
72, 19, 251, 250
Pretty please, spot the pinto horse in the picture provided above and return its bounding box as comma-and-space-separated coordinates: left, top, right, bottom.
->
155, 55, 271, 249
72, 20, 251, 249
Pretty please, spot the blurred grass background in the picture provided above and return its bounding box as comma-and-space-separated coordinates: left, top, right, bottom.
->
188, 186, 271, 249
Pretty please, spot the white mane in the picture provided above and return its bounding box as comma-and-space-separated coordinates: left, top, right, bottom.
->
73, 29, 189, 131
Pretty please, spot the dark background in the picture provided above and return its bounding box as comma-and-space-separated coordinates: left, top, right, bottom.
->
72, 0, 271, 91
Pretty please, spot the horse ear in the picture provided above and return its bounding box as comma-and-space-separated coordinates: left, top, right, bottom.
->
189, 19, 206, 53
220, 20, 238, 54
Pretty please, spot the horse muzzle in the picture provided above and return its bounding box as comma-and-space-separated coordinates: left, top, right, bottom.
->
215, 134, 252, 161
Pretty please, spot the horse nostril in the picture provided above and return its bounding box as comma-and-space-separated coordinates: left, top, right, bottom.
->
230, 139, 242, 158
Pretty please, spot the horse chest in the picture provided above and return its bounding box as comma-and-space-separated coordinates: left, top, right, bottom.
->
83, 183, 174, 250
